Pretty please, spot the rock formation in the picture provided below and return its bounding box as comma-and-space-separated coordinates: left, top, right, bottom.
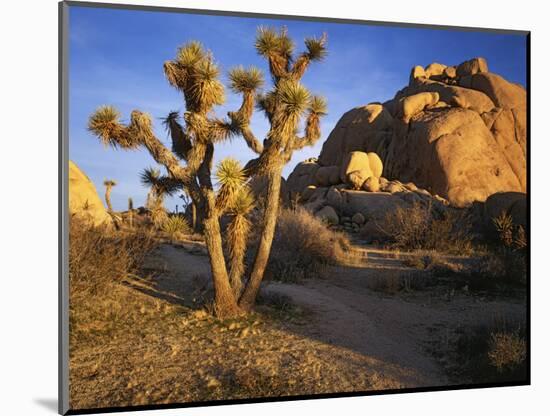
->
69, 160, 113, 227
311, 57, 526, 208
287, 149, 452, 239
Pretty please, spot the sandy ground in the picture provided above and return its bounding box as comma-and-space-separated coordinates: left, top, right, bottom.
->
69, 241, 526, 409
148, 242, 525, 388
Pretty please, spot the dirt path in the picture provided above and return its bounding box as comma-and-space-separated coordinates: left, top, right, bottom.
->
148, 242, 525, 389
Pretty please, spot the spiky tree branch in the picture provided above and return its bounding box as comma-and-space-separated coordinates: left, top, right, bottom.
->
287, 95, 328, 152
290, 34, 328, 80
163, 111, 193, 160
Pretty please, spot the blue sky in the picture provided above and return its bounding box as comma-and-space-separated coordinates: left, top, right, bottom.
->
68, 5, 527, 212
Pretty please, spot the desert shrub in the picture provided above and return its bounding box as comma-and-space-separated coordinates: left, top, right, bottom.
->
488, 331, 527, 373
402, 255, 427, 270
451, 319, 527, 384
380, 202, 473, 254
265, 207, 351, 282
161, 215, 192, 242
150, 203, 168, 228
69, 217, 158, 349
69, 217, 156, 299
485, 213, 528, 284
463, 214, 528, 287
256, 290, 307, 323
403, 251, 464, 276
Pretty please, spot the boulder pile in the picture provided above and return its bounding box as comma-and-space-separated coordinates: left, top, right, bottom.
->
306, 57, 526, 208
288, 150, 450, 239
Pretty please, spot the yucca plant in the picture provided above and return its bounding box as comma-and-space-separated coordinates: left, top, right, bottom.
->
493, 212, 514, 247
127, 197, 134, 228
161, 215, 192, 243
88, 28, 327, 317
103, 179, 117, 212
139, 166, 180, 216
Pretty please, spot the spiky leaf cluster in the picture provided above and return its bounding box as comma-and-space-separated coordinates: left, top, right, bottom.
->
140, 167, 181, 198
88, 106, 136, 149
229, 66, 264, 93
255, 26, 294, 59
277, 80, 310, 117
215, 158, 247, 210
308, 95, 328, 115
163, 42, 225, 113
304, 34, 328, 61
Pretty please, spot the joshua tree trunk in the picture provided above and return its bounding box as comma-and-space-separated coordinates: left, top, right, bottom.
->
203, 215, 242, 318
239, 166, 283, 310
105, 187, 113, 212
191, 203, 197, 231
189, 197, 206, 233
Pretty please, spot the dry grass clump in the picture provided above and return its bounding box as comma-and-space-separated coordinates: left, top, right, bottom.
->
488, 331, 527, 373
380, 202, 473, 254
450, 319, 527, 384
265, 207, 352, 282
69, 217, 156, 299
69, 217, 158, 347
403, 251, 464, 276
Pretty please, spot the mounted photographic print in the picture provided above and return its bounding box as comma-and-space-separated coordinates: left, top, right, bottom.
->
59, 1, 530, 414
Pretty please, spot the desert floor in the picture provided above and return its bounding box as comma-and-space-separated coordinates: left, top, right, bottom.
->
69, 239, 526, 410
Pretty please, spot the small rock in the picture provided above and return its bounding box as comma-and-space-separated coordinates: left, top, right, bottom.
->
352, 212, 366, 225
193, 310, 208, 320
315, 206, 339, 225
301, 185, 316, 201
207, 378, 221, 389
404, 182, 418, 192
326, 186, 343, 208
386, 182, 404, 194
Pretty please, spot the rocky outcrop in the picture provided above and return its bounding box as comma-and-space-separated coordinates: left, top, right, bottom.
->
290, 152, 452, 240
69, 160, 113, 227
315, 57, 526, 207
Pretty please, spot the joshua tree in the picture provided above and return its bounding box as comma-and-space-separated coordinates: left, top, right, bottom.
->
88, 27, 327, 317
128, 197, 134, 227
139, 167, 179, 227
103, 179, 117, 212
